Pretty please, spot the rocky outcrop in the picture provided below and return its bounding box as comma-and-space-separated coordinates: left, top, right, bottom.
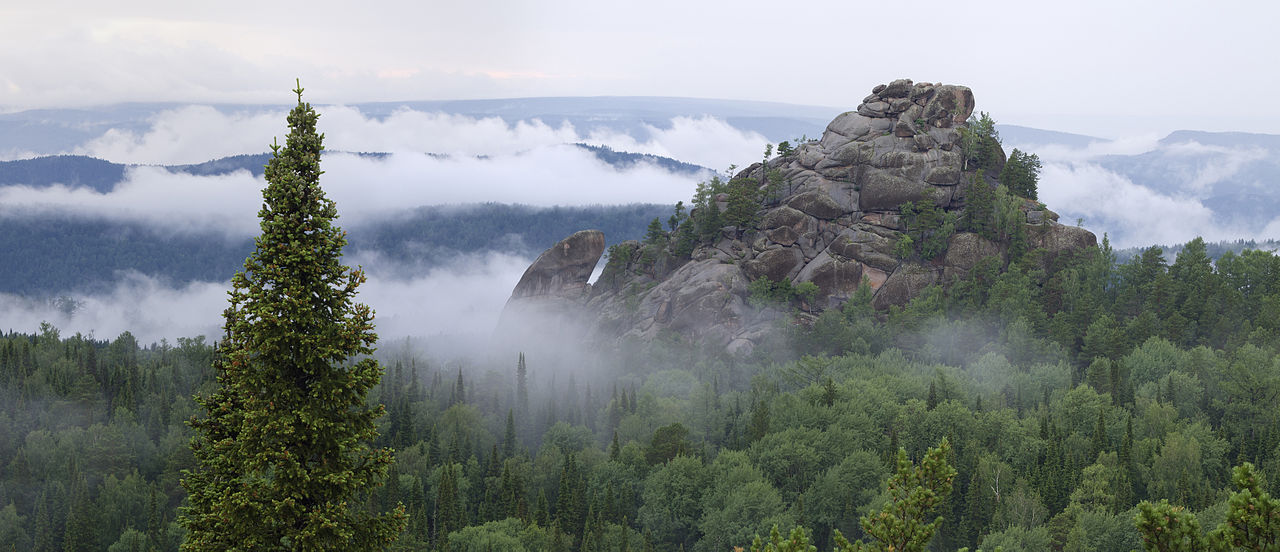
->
498, 79, 1097, 355
495, 230, 605, 345
507, 230, 605, 302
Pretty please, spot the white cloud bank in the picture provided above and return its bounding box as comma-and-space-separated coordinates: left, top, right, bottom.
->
0, 104, 773, 237
1018, 133, 1280, 248
73, 104, 768, 171
1038, 163, 1223, 248
0, 147, 703, 238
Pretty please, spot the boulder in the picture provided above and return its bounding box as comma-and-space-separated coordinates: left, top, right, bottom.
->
858, 101, 890, 117
824, 112, 875, 144
1034, 223, 1098, 253
507, 230, 604, 300
944, 232, 1003, 272
787, 190, 847, 220
872, 264, 940, 310
859, 172, 943, 211
761, 205, 809, 231
796, 251, 865, 306
744, 246, 805, 282
496, 230, 606, 352
879, 78, 914, 98
829, 226, 901, 272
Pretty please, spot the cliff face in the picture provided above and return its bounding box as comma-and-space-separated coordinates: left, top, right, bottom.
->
498, 79, 1096, 354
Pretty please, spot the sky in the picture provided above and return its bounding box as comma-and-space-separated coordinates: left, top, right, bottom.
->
3, 0, 1278, 138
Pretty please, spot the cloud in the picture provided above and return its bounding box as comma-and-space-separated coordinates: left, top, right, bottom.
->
0, 167, 264, 236
0, 251, 532, 345
1006, 133, 1162, 163
78, 106, 289, 165
0, 273, 229, 342
320, 148, 695, 214
70, 104, 767, 170
1038, 162, 1237, 248
0, 147, 697, 238
3, 104, 769, 237
584, 116, 770, 172
1155, 140, 1269, 194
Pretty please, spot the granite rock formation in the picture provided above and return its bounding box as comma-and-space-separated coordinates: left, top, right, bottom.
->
497, 80, 1096, 354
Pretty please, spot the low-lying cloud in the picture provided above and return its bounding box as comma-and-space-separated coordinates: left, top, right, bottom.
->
1022, 134, 1280, 248
0, 251, 532, 345
0, 103, 776, 238
72, 104, 769, 171
0, 147, 701, 238
1039, 162, 1223, 248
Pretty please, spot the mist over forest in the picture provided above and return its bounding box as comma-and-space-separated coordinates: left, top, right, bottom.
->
2, 94, 1280, 552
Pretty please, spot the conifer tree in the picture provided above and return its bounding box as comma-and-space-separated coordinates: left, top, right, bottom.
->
180, 82, 405, 551
62, 473, 92, 552
502, 410, 517, 459
516, 353, 528, 415
833, 439, 956, 552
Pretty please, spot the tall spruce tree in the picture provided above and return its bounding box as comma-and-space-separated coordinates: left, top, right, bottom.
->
180, 82, 405, 551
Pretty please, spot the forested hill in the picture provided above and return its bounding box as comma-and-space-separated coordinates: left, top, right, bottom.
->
0, 203, 670, 295
3, 233, 1280, 551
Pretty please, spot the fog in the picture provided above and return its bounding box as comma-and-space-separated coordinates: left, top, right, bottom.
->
0, 251, 532, 345
1014, 136, 1280, 248
74, 104, 769, 170
0, 104, 775, 344
1037, 162, 1224, 248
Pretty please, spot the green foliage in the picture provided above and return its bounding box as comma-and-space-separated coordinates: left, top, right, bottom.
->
961, 171, 996, 240
751, 526, 816, 552
446, 518, 548, 551
1000, 149, 1042, 200
833, 439, 957, 552
646, 423, 692, 465
180, 84, 404, 551
724, 177, 765, 229
960, 112, 1002, 172
1133, 462, 1280, 551
1208, 463, 1280, 550
899, 199, 956, 260
1134, 500, 1205, 551
749, 277, 820, 309
638, 455, 707, 550
645, 217, 667, 246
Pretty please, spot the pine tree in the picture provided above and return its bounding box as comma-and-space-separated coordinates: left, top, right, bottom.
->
609, 431, 621, 461
516, 353, 529, 415
180, 82, 405, 551
502, 410, 518, 459
32, 488, 55, 552
62, 473, 92, 552
435, 463, 463, 550
834, 439, 957, 552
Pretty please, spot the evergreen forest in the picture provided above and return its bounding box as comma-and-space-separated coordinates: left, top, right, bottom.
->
1, 232, 1280, 550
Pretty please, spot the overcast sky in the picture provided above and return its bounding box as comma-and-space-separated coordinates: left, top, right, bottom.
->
2, 0, 1276, 138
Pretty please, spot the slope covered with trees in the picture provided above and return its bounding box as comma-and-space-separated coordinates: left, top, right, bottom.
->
2, 230, 1280, 550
